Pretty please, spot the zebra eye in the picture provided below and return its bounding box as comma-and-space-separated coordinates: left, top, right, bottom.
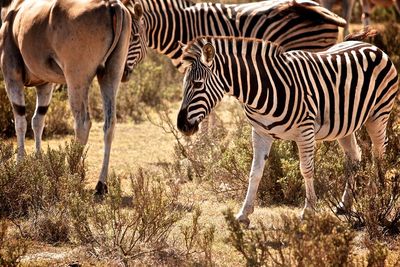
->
193, 81, 203, 89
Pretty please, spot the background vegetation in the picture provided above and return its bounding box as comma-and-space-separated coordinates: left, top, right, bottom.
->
0, 1, 399, 266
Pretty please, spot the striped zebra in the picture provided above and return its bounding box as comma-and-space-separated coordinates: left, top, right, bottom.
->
138, 0, 347, 71
137, 0, 347, 132
176, 36, 399, 225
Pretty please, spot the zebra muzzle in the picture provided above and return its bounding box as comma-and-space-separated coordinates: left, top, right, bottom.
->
177, 108, 199, 136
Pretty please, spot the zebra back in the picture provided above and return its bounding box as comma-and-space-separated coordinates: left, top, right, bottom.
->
180, 36, 398, 141
139, 0, 347, 69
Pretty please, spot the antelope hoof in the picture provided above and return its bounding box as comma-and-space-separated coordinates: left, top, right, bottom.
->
300, 206, 316, 220
236, 214, 251, 228
94, 181, 108, 196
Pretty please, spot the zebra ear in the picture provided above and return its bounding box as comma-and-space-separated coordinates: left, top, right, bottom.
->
178, 41, 186, 50
132, 3, 143, 20
201, 43, 215, 66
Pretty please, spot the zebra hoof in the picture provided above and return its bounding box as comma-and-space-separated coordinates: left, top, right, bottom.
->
335, 202, 349, 215
94, 181, 108, 197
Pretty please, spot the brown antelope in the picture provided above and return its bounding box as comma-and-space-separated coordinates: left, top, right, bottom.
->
0, 0, 147, 195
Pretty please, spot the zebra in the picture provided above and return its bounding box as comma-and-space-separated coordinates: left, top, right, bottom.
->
138, 0, 347, 132
139, 0, 347, 71
176, 36, 399, 225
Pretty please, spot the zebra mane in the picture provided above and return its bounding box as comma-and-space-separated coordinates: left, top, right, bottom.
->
182, 36, 284, 67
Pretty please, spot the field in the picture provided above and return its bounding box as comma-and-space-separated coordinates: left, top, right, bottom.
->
1, 3, 400, 266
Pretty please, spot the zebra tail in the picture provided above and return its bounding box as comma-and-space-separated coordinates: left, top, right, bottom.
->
344, 27, 378, 41
285, 0, 347, 27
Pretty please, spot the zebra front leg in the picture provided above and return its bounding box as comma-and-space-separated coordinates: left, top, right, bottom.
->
336, 134, 362, 214
5, 80, 27, 162
32, 83, 54, 155
297, 138, 317, 218
236, 129, 273, 227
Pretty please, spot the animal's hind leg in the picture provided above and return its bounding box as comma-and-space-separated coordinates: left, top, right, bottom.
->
66, 81, 92, 145
4, 79, 27, 161
365, 118, 389, 160
32, 83, 54, 154
95, 75, 120, 196
337, 133, 362, 214
365, 116, 389, 186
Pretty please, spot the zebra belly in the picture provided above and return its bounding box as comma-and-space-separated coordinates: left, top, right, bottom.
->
313, 111, 371, 141
247, 107, 373, 142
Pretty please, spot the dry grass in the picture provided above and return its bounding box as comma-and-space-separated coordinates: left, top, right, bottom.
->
2, 20, 400, 267
5, 103, 306, 266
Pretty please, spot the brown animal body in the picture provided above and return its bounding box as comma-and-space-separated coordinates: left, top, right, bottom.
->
0, 0, 146, 195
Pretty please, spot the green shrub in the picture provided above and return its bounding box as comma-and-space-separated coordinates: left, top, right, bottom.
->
43, 86, 73, 137
179, 207, 215, 266
162, 108, 304, 206
0, 81, 73, 139
0, 221, 27, 267
68, 169, 183, 263
224, 209, 355, 267
28, 206, 70, 244
0, 140, 86, 218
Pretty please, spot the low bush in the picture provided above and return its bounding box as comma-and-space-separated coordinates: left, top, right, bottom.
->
224, 209, 355, 266
68, 169, 183, 264
0, 140, 86, 218
0, 81, 73, 139
159, 107, 304, 206
224, 208, 400, 266
0, 221, 27, 267
179, 207, 215, 266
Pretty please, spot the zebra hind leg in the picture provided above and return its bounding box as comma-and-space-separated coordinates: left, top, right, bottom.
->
365, 117, 390, 188
336, 133, 362, 215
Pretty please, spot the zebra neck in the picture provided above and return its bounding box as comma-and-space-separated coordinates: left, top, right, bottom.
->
139, 0, 235, 67
214, 41, 286, 111
139, 0, 193, 57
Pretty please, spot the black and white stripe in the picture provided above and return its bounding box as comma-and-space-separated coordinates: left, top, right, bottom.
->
177, 36, 398, 223
123, 1, 148, 80
138, 0, 347, 70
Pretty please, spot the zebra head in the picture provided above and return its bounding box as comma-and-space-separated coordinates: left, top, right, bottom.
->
177, 39, 225, 136
122, 0, 147, 82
